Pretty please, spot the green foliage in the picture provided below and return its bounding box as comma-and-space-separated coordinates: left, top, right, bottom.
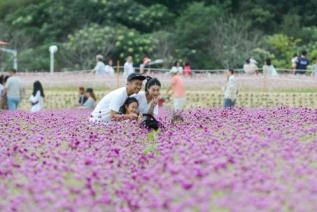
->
1, 0, 317, 71
264, 34, 301, 68
61, 24, 157, 69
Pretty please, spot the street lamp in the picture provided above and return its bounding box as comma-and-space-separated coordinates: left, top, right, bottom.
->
49, 45, 58, 75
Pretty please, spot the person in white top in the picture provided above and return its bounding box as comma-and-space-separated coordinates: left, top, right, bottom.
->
5, 69, 24, 111
29, 81, 45, 112
90, 73, 146, 123
123, 56, 135, 78
133, 77, 161, 117
94, 55, 107, 75
224, 69, 238, 108
243, 58, 258, 75
291, 53, 298, 74
81, 88, 97, 110
105, 59, 115, 76
263, 58, 278, 77
170, 61, 183, 74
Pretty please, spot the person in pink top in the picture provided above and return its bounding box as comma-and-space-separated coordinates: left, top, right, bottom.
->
183, 62, 192, 76
167, 67, 186, 112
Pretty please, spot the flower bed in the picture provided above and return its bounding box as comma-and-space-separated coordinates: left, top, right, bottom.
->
1, 108, 317, 211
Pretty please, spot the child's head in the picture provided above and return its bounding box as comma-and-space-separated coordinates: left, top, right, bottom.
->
79, 87, 85, 95
119, 97, 139, 115
86, 88, 96, 101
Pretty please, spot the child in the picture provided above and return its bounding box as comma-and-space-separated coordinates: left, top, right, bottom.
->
29, 81, 45, 112
78, 87, 87, 105
119, 97, 139, 117
82, 88, 97, 109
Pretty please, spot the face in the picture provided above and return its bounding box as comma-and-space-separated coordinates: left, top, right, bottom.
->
126, 102, 138, 114
128, 56, 133, 63
109, 60, 113, 66
85, 91, 91, 97
79, 89, 85, 95
147, 85, 161, 98
127, 80, 143, 94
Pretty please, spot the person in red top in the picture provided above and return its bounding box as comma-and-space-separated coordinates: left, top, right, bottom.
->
183, 62, 192, 76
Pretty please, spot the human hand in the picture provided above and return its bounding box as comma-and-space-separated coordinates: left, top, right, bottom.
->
126, 113, 138, 120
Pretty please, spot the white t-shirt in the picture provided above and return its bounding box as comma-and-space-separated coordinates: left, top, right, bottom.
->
83, 97, 96, 109
243, 63, 258, 74
105, 65, 115, 76
29, 90, 44, 113
90, 87, 128, 123
133, 91, 159, 116
95, 61, 107, 75
123, 62, 134, 77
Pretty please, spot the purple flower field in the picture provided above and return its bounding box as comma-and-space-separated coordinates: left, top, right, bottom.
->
1, 108, 317, 211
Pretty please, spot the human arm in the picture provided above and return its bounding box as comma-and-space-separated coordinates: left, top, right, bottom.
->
111, 111, 138, 121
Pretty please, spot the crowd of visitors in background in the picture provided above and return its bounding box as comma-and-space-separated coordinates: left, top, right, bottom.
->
2, 50, 317, 117
0, 69, 45, 112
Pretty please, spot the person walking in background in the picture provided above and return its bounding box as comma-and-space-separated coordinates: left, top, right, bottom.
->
140, 54, 151, 74
123, 56, 135, 78
224, 69, 238, 108
263, 58, 278, 77
170, 61, 183, 74
0, 75, 4, 109
78, 87, 88, 105
291, 53, 298, 74
94, 55, 107, 75
4, 69, 24, 111
81, 88, 97, 110
105, 58, 115, 76
311, 57, 317, 77
1, 75, 10, 110
243, 58, 258, 75
183, 62, 192, 76
29, 81, 45, 112
295, 50, 309, 75
167, 67, 186, 115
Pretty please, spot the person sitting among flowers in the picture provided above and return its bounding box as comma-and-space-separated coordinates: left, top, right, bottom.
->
90, 73, 146, 123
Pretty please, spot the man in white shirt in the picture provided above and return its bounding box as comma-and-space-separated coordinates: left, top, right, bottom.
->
243, 58, 258, 75
90, 73, 146, 123
123, 56, 135, 78
224, 69, 238, 108
5, 69, 24, 111
94, 55, 107, 75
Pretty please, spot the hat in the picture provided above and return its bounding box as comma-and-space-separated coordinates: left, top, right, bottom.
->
127, 73, 146, 82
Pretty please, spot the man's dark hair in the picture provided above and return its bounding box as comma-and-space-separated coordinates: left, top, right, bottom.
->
302, 50, 307, 56
229, 69, 235, 74
11, 69, 17, 74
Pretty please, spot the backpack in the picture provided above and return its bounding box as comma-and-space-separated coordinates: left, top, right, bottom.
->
141, 114, 162, 130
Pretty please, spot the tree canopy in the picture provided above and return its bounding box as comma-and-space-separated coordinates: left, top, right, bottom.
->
1, 0, 317, 71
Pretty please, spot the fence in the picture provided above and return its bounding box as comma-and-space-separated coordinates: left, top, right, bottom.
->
19, 91, 317, 111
